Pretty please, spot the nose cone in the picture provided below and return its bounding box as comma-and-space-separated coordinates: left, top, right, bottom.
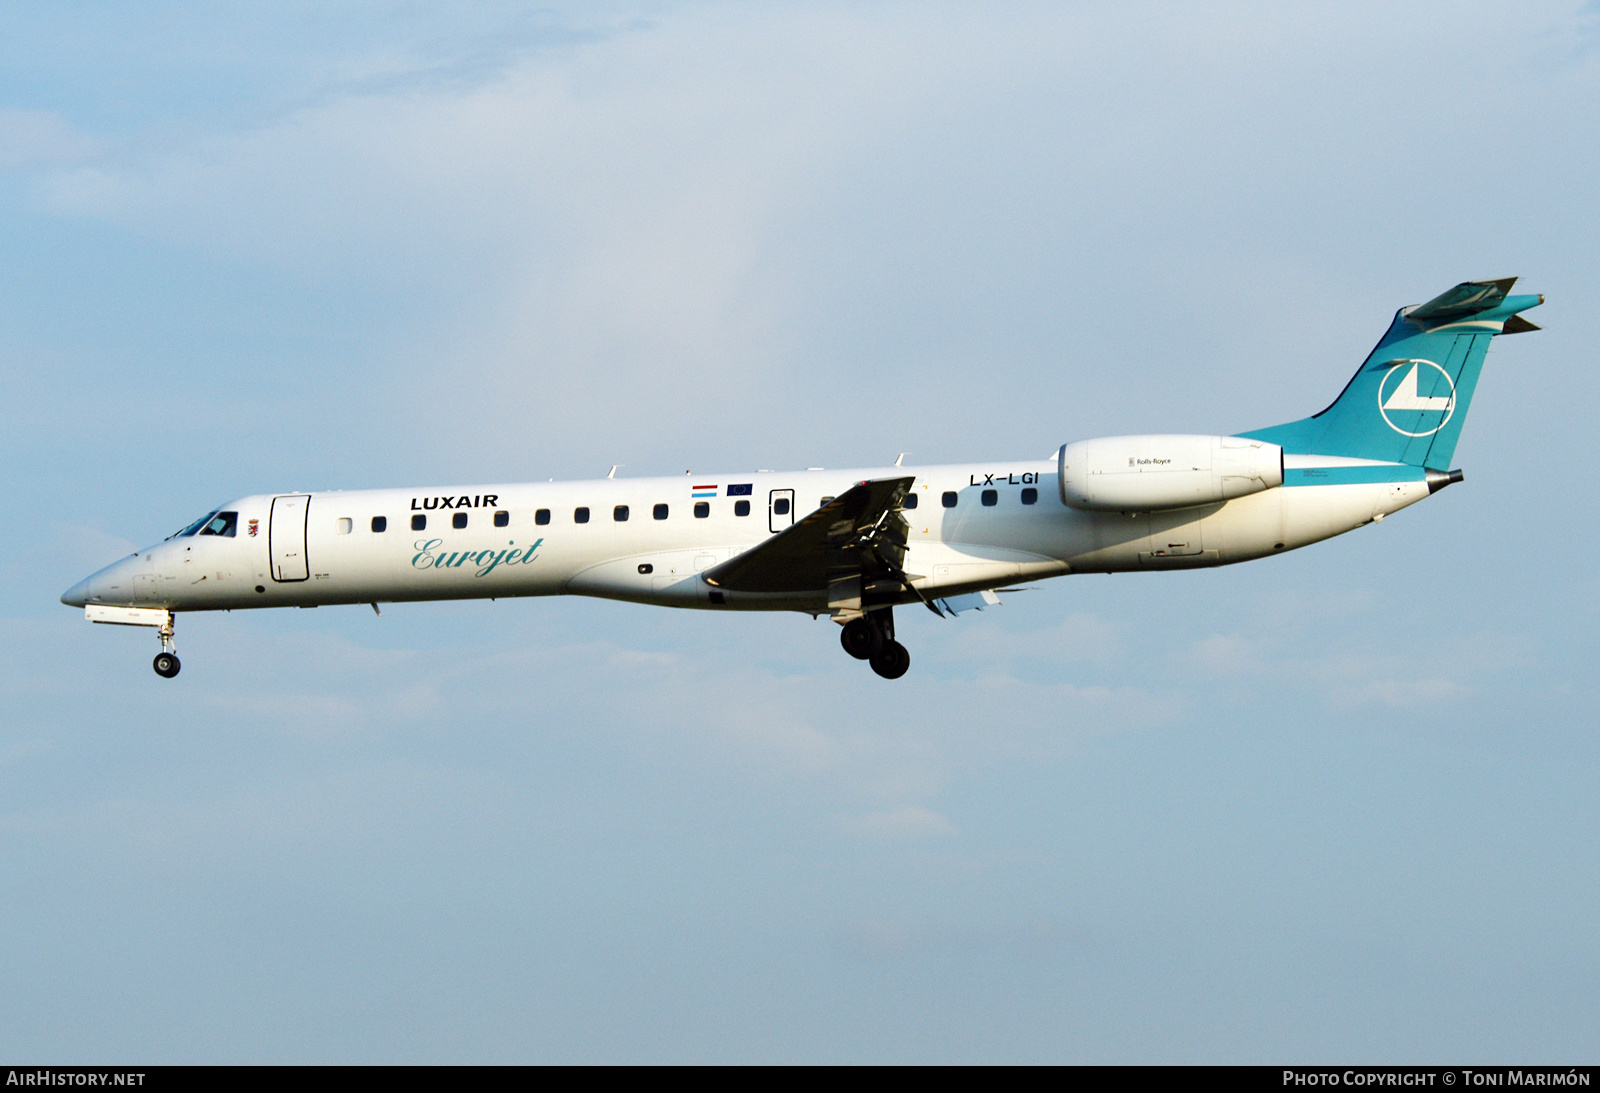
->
61, 577, 90, 608
62, 554, 134, 608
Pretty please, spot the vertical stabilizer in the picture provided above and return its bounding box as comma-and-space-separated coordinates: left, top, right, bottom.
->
1240, 279, 1542, 469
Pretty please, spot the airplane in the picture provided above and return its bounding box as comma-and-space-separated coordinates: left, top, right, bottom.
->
61, 278, 1542, 681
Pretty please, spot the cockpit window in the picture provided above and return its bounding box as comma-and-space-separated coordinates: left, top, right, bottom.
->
198, 512, 238, 537
170, 510, 220, 539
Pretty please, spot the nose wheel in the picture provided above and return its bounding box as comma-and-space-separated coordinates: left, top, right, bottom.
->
839, 608, 911, 679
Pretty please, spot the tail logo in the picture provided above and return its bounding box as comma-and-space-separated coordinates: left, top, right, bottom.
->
1378, 359, 1456, 437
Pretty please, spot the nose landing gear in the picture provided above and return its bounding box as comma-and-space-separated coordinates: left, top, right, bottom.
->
153, 615, 180, 678
839, 608, 910, 679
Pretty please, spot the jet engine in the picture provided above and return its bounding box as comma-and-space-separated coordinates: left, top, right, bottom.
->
1057, 434, 1282, 512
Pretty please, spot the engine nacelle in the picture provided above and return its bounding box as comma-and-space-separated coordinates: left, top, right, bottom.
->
1058, 434, 1283, 512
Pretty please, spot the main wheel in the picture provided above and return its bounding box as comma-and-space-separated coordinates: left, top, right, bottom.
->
153, 652, 181, 679
840, 617, 884, 660
869, 640, 910, 679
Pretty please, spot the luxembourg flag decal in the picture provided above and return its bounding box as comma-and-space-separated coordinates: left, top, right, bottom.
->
691, 484, 718, 498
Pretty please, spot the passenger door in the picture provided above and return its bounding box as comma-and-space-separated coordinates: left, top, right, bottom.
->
269, 495, 311, 582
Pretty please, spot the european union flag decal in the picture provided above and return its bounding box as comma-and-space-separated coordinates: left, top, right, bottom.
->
727, 483, 753, 496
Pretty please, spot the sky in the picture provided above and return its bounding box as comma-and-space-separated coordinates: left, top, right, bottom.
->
1, 0, 1597, 1063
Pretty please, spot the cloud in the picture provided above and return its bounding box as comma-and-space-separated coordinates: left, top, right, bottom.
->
0, 109, 100, 168
841, 805, 956, 840
1177, 627, 1516, 709
831, 915, 1094, 965
36, 522, 137, 577
1340, 676, 1467, 707
1188, 633, 1264, 675
942, 611, 1128, 671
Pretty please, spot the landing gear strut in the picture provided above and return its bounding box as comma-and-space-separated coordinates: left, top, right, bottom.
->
152, 615, 180, 678
839, 608, 910, 679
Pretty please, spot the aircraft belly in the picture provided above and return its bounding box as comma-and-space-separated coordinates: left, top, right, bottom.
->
903, 544, 1068, 595
1275, 483, 1399, 549
1050, 477, 1437, 572
1198, 481, 1430, 562
565, 547, 816, 610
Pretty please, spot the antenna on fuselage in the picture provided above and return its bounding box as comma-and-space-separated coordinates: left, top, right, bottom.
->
895, 453, 909, 467
607, 465, 622, 479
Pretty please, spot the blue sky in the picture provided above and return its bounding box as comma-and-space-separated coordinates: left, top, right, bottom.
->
2, 1, 1597, 1062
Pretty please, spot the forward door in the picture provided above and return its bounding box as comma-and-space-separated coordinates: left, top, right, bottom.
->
269, 495, 311, 582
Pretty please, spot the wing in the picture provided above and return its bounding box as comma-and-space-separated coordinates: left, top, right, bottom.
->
703, 476, 915, 595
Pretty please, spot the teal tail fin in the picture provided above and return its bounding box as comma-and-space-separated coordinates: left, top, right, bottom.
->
1240, 278, 1543, 469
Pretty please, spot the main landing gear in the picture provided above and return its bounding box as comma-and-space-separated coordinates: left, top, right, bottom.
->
839, 608, 910, 680
153, 614, 180, 678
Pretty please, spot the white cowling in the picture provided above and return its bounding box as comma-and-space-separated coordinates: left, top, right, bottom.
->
1057, 434, 1283, 512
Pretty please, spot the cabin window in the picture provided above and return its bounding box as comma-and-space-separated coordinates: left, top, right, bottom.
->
535, 509, 551, 525
574, 507, 590, 524
614, 505, 629, 522
412, 514, 426, 531
336, 517, 353, 534
371, 516, 387, 532
453, 512, 468, 529
694, 502, 709, 518
734, 500, 750, 517
494, 510, 509, 527
198, 512, 238, 537
637, 563, 653, 574
774, 497, 791, 516
653, 503, 669, 520
981, 489, 997, 507
902, 493, 918, 509
1021, 488, 1038, 505
942, 491, 958, 508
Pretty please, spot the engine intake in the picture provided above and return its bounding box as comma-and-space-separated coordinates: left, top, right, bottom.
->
1058, 434, 1282, 512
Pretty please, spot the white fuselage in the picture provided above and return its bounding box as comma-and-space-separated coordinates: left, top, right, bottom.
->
63, 455, 1432, 617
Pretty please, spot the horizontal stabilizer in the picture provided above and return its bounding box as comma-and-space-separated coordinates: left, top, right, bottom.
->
1501, 314, 1541, 335
1409, 277, 1517, 322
